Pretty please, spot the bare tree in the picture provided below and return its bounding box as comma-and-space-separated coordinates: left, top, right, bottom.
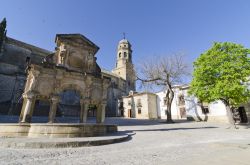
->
137, 54, 190, 123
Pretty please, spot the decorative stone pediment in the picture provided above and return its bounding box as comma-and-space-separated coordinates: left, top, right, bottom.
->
43, 34, 101, 75
19, 34, 110, 124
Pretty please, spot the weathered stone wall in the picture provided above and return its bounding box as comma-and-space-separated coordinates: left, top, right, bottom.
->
0, 37, 50, 115
0, 36, 133, 117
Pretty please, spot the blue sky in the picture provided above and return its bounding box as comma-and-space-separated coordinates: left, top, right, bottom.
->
1, 0, 250, 73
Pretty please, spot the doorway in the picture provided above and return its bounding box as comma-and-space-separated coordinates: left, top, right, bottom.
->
233, 107, 248, 123
128, 109, 132, 118
120, 109, 124, 117
238, 107, 248, 123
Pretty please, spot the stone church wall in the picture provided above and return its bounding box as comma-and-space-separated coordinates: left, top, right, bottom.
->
0, 36, 134, 117
0, 38, 50, 115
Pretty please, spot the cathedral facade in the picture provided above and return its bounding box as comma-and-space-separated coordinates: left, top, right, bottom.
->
0, 32, 135, 118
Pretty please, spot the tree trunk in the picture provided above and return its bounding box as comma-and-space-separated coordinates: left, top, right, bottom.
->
165, 85, 174, 123
224, 101, 236, 128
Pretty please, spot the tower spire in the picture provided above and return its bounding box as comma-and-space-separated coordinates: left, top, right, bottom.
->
112, 36, 135, 91
123, 32, 126, 39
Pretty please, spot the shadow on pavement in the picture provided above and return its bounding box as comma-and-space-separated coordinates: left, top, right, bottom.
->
127, 126, 218, 132
105, 117, 193, 126
0, 115, 195, 127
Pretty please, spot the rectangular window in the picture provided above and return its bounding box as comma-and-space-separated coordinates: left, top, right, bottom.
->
138, 108, 141, 114
137, 99, 142, 107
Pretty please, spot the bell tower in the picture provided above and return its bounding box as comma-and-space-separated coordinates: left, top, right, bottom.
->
112, 37, 135, 91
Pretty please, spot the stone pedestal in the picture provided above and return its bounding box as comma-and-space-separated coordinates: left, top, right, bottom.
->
80, 99, 89, 123
96, 101, 106, 123
19, 92, 36, 123
48, 96, 59, 123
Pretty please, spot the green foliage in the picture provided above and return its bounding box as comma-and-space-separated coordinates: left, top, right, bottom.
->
189, 42, 250, 107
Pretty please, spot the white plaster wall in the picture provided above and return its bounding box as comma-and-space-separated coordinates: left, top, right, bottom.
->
122, 97, 130, 118
123, 93, 158, 119
134, 95, 149, 119
209, 101, 227, 115
183, 89, 229, 123
147, 94, 158, 119
157, 87, 230, 123
156, 91, 180, 119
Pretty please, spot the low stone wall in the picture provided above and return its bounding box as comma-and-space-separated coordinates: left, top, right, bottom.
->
0, 123, 117, 138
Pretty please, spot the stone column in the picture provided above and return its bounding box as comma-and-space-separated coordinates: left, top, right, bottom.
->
19, 92, 36, 123
96, 101, 106, 124
48, 96, 60, 123
80, 99, 89, 123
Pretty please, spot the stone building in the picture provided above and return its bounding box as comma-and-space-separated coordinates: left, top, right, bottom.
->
104, 38, 136, 116
19, 34, 109, 123
122, 91, 158, 119
0, 32, 135, 117
0, 37, 51, 115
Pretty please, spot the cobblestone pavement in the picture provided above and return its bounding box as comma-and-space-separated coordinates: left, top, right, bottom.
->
0, 117, 250, 165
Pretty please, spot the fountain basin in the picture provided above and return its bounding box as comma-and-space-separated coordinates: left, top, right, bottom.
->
0, 123, 117, 138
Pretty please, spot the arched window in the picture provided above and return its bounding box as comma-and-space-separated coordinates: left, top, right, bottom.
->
124, 52, 127, 57
26, 56, 31, 65
119, 52, 121, 58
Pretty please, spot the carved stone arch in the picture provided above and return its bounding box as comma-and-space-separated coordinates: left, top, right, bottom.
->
55, 83, 86, 99
19, 34, 108, 124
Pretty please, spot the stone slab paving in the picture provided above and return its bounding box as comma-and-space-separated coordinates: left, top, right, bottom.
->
0, 117, 249, 165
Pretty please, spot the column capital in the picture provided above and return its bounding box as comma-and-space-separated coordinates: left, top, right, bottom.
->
51, 95, 60, 103
101, 100, 107, 105
80, 98, 90, 104
22, 92, 36, 99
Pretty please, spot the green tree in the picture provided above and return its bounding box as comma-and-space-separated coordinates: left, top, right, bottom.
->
0, 17, 7, 53
189, 42, 250, 127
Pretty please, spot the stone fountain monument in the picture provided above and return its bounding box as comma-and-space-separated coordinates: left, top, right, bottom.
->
0, 34, 117, 138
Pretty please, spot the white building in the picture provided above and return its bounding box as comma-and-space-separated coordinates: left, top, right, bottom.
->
156, 85, 189, 120
122, 91, 158, 119
156, 85, 250, 124
121, 84, 249, 124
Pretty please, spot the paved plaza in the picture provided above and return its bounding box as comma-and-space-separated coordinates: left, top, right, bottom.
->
0, 117, 250, 165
